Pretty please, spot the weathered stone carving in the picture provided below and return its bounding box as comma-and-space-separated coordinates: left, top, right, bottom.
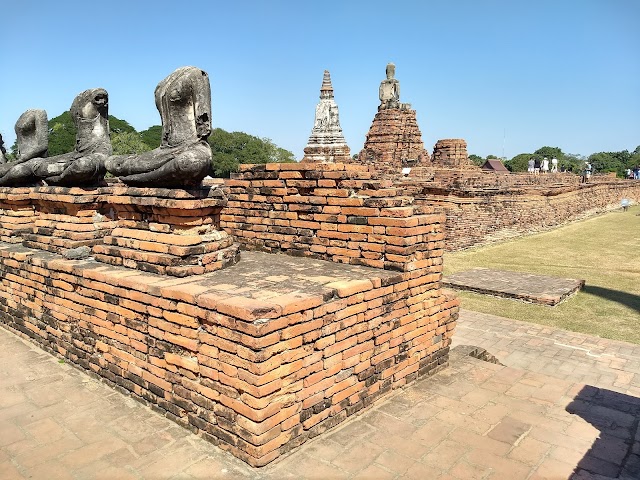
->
0, 110, 49, 182
302, 70, 351, 163
0, 133, 7, 164
379, 63, 402, 110
106, 66, 212, 187
358, 63, 429, 169
0, 91, 110, 187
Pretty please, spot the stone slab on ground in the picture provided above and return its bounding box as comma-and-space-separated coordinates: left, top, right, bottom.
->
443, 268, 585, 305
3, 310, 640, 479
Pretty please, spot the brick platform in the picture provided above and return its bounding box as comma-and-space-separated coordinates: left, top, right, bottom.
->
0, 245, 457, 467
443, 268, 584, 305
357, 108, 430, 169
4, 310, 640, 479
222, 163, 445, 273
93, 186, 240, 277
0, 187, 38, 244
22, 187, 117, 255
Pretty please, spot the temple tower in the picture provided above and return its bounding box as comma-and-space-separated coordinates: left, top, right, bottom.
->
431, 139, 475, 168
358, 63, 429, 169
302, 70, 351, 163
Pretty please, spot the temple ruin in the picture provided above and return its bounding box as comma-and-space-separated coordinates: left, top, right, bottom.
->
358, 63, 430, 170
301, 70, 351, 163
0, 62, 638, 468
0, 65, 460, 467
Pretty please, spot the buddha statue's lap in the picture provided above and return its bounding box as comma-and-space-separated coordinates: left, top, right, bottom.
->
107, 139, 211, 187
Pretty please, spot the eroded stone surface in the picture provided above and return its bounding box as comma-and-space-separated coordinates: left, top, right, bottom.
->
0, 133, 7, 163
0, 109, 49, 183
0, 91, 110, 187
106, 66, 212, 187
443, 268, 584, 305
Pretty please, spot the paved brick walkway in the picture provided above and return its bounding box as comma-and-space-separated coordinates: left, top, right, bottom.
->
2, 309, 640, 479
453, 310, 640, 397
443, 268, 584, 305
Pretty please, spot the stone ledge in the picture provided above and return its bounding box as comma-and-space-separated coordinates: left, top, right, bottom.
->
443, 268, 585, 305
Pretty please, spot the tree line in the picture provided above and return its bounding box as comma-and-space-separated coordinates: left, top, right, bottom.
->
470, 146, 640, 177
7, 112, 296, 178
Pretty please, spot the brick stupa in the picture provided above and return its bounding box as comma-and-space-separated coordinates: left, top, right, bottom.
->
302, 70, 351, 163
431, 139, 476, 168
358, 63, 429, 169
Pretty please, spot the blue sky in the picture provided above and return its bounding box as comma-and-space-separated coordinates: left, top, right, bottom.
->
1, 0, 638, 160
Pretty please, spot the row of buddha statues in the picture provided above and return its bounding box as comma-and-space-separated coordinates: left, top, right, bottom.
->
0, 66, 213, 188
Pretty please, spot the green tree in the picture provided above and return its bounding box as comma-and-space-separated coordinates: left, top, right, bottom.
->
561, 153, 585, 173
47, 112, 137, 156
534, 146, 564, 160
588, 152, 621, 176
48, 111, 76, 155
468, 154, 484, 166
505, 153, 533, 172
140, 125, 162, 149
111, 131, 151, 155
208, 128, 296, 177
108, 116, 136, 135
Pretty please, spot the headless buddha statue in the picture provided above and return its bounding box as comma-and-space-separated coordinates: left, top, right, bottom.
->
0, 134, 7, 164
378, 63, 401, 110
0, 109, 49, 181
0, 89, 110, 187
106, 66, 212, 187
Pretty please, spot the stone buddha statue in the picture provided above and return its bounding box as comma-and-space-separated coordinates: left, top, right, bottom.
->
0, 90, 111, 187
0, 109, 49, 183
0, 134, 7, 164
106, 66, 212, 187
379, 63, 400, 110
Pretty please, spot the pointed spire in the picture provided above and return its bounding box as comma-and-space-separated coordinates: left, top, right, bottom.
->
320, 70, 334, 98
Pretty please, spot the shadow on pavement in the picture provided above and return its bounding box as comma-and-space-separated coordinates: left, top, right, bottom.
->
566, 385, 640, 479
582, 285, 640, 314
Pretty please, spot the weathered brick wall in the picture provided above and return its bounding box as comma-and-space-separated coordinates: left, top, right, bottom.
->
221, 162, 446, 272
356, 107, 430, 169
0, 175, 457, 466
397, 168, 583, 193
430, 139, 475, 169
0, 247, 458, 467
415, 181, 640, 250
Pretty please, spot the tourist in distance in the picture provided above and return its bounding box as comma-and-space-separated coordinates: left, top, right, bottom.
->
551, 157, 558, 173
582, 162, 593, 183
533, 157, 541, 175
541, 157, 549, 174
528, 157, 535, 174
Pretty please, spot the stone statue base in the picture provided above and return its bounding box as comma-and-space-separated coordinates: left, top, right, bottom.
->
92, 186, 240, 277
358, 108, 430, 169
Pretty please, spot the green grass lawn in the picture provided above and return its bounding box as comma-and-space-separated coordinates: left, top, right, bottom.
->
443, 205, 640, 343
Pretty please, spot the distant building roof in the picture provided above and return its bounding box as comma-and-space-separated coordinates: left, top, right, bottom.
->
481, 159, 509, 173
